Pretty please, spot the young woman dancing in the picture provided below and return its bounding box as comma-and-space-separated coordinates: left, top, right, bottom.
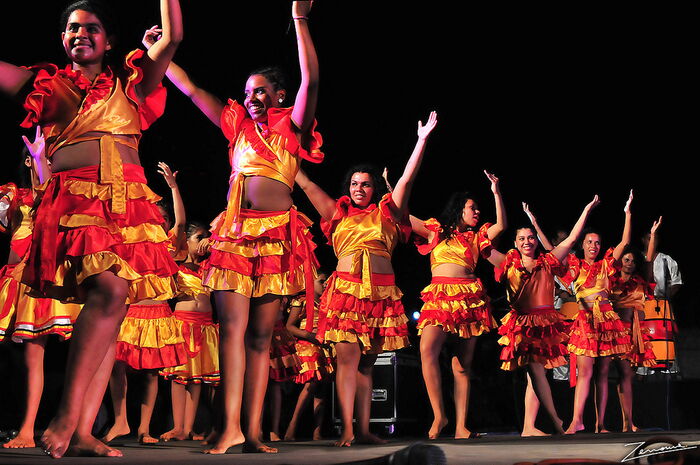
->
296, 111, 438, 446
143, 1, 321, 453
0, 0, 183, 457
489, 196, 600, 436
410, 171, 505, 439
562, 191, 634, 434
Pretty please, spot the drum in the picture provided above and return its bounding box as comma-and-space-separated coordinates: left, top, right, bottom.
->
642, 299, 677, 369
559, 301, 580, 321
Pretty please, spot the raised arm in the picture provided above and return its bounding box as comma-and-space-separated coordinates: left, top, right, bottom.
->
0, 61, 32, 98
135, 0, 183, 100
522, 202, 553, 251
22, 126, 51, 186
612, 189, 633, 260
142, 27, 224, 127
389, 111, 438, 218
290, 1, 319, 135
485, 171, 506, 240
645, 216, 662, 282
409, 215, 430, 239
295, 169, 336, 221
157, 162, 185, 235
551, 195, 600, 262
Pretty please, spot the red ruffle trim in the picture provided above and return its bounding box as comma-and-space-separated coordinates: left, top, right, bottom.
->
611, 273, 656, 299
497, 308, 569, 370
124, 49, 167, 130
494, 249, 564, 283
220, 100, 323, 163
567, 309, 632, 357
562, 248, 618, 288
414, 218, 442, 255
318, 291, 409, 340
115, 342, 189, 371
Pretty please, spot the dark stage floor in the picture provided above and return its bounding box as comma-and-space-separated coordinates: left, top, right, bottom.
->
1, 430, 700, 465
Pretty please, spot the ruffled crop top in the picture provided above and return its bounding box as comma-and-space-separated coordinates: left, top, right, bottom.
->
495, 249, 566, 312
218, 100, 324, 235
175, 264, 211, 300
610, 274, 654, 312
20, 49, 166, 214
289, 296, 320, 333
0, 184, 35, 260
561, 248, 618, 300
415, 219, 492, 273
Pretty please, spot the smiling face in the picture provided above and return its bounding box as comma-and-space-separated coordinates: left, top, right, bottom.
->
244, 74, 284, 123
460, 199, 480, 229
582, 233, 602, 261
620, 252, 637, 275
349, 172, 375, 208
515, 227, 538, 258
62, 9, 111, 66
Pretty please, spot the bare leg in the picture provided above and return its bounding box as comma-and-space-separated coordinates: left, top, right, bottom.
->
311, 384, 325, 440
419, 326, 448, 439
67, 341, 123, 457
161, 381, 188, 441
521, 373, 547, 437
241, 294, 280, 453
184, 383, 202, 439
526, 364, 564, 434
355, 353, 385, 444
137, 372, 159, 444
267, 381, 282, 441
594, 356, 611, 433
284, 382, 313, 441
616, 359, 636, 432
101, 361, 130, 443
565, 355, 594, 434
39, 272, 129, 458
453, 337, 477, 439
333, 342, 361, 447
3, 337, 47, 448
203, 291, 247, 454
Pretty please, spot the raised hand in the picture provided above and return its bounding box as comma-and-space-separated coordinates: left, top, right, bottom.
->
624, 189, 633, 213
292, 0, 313, 18
651, 216, 663, 234
417, 111, 438, 140
157, 162, 178, 189
484, 170, 500, 195
22, 125, 45, 162
586, 194, 601, 212
142, 25, 162, 50
522, 202, 536, 224
382, 167, 393, 192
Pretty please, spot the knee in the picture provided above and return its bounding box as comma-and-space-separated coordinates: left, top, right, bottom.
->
85, 276, 129, 317
246, 329, 273, 353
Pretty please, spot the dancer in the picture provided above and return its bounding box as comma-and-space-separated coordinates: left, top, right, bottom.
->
296, 111, 438, 446
410, 171, 505, 439
1, 132, 81, 449
606, 217, 662, 432
143, 1, 321, 453
563, 191, 634, 434
0, 0, 183, 457
284, 272, 334, 441
103, 162, 189, 445
160, 221, 220, 442
488, 196, 600, 436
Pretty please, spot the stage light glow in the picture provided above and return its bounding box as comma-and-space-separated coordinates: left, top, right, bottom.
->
412, 311, 420, 320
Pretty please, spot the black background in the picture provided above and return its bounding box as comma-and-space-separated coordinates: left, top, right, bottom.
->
1, 2, 695, 325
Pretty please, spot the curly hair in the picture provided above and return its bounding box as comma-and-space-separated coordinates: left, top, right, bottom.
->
620, 245, 647, 277
185, 221, 209, 240
341, 164, 388, 207
438, 191, 475, 239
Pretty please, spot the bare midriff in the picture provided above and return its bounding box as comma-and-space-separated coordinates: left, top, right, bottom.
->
50, 134, 141, 172
241, 176, 293, 212
174, 294, 213, 313
615, 307, 645, 323
133, 298, 163, 306
336, 254, 394, 275
432, 263, 476, 279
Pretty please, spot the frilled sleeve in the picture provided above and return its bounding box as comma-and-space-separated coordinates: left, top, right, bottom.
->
414, 218, 442, 255
476, 222, 493, 257
123, 49, 167, 130
320, 196, 351, 243
167, 227, 189, 263
268, 106, 324, 163
378, 193, 412, 243
19, 63, 59, 129
220, 99, 246, 143
543, 251, 566, 277
0, 183, 19, 234
494, 249, 520, 283
560, 253, 580, 287
602, 247, 620, 276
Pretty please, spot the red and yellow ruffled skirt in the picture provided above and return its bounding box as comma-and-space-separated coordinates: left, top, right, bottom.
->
1, 264, 81, 342
202, 207, 317, 298
160, 310, 220, 385
294, 340, 334, 384
567, 300, 632, 358
22, 164, 179, 304
318, 271, 409, 354
115, 302, 188, 370
416, 276, 497, 338
269, 318, 302, 382
620, 319, 656, 367
497, 306, 569, 371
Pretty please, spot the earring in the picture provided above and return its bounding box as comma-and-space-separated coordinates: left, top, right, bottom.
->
278, 98, 284, 103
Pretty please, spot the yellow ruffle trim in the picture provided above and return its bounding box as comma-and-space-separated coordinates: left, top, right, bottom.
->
324, 329, 409, 354
417, 318, 497, 338
60, 215, 169, 244
420, 280, 484, 297
333, 277, 403, 301
500, 355, 568, 371
64, 179, 161, 202
160, 324, 220, 384
117, 315, 184, 349
202, 267, 306, 298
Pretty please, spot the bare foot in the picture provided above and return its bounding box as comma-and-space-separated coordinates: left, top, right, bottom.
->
189, 432, 205, 441
283, 432, 296, 442
428, 417, 448, 439
596, 427, 611, 434
355, 433, 387, 445
3, 432, 36, 449
138, 433, 159, 444
521, 428, 550, 437
160, 429, 187, 442
242, 440, 278, 453
312, 430, 323, 441
269, 432, 281, 442
334, 433, 354, 447
65, 434, 123, 457
622, 424, 638, 433
202, 430, 245, 454
565, 422, 585, 435
39, 418, 76, 458
201, 430, 218, 445
455, 427, 479, 439
101, 423, 130, 443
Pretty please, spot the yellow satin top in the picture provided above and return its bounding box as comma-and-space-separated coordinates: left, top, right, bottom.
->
610, 275, 651, 312
289, 296, 319, 332
565, 248, 618, 301
418, 219, 492, 273
175, 265, 211, 300
496, 250, 565, 313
